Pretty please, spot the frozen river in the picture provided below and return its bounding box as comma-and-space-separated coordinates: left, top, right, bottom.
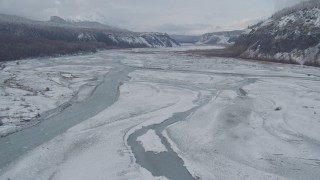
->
1, 45, 320, 180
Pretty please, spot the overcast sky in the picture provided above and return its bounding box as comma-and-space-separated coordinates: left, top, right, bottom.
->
0, 0, 304, 35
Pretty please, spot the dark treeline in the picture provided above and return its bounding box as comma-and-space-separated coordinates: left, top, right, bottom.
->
0, 21, 115, 62
0, 34, 108, 62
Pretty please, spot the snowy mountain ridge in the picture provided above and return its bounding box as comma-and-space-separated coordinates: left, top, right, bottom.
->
236, 0, 320, 66
0, 14, 179, 48
0, 14, 179, 61
198, 30, 243, 45
0, 14, 124, 32
48, 16, 127, 32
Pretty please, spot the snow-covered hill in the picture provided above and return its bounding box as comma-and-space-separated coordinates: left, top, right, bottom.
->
198, 30, 243, 45
236, 0, 320, 66
0, 14, 179, 48
84, 32, 180, 48
0, 14, 180, 61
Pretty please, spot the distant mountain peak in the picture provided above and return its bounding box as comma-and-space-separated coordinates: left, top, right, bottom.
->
49, 16, 67, 23
47, 16, 125, 31
198, 30, 244, 45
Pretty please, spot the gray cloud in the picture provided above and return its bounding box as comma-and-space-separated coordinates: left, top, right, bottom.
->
154, 18, 261, 35
0, 0, 305, 35
274, 0, 305, 10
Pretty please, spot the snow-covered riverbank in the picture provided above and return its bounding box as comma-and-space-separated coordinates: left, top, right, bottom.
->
0, 56, 110, 137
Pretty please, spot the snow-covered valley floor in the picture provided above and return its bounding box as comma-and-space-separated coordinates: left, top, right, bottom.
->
0, 46, 320, 180
0, 56, 110, 137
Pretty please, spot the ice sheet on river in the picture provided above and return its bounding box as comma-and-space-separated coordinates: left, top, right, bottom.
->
137, 129, 168, 154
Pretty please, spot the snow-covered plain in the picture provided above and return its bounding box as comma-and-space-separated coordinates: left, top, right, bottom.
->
0, 45, 320, 180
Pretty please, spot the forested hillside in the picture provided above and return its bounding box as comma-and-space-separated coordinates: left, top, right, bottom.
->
0, 14, 179, 61
235, 0, 320, 66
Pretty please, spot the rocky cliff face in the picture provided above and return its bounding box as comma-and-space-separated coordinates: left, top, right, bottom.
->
235, 0, 320, 66
198, 30, 243, 45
